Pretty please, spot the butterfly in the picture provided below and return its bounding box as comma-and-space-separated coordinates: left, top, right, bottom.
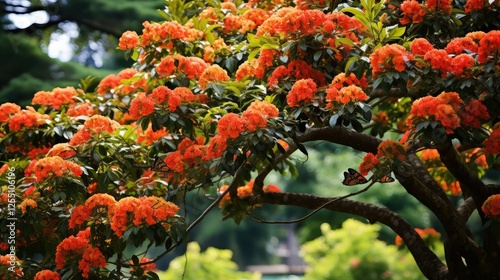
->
342, 168, 369, 186
377, 175, 395, 183
152, 156, 170, 177
342, 168, 396, 186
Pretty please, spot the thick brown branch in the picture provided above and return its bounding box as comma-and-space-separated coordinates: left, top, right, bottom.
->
457, 197, 476, 222
298, 126, 381, 154
407, 154, 451, 202
436, 140, 489, 219
397, 173, 487, 272
252, 192, 448, 280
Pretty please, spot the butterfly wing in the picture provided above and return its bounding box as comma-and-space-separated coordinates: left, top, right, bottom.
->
342, 171, 357, 186
152, 157, 170, 177
347, 168, 368, 184
377, 175, 395, 183
342, 169, 368, 186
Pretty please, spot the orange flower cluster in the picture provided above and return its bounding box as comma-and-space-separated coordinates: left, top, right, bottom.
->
256, 7, 326, 37
0, 102, 21, 123
47, 143, 77, 159
161, 137, 206, 173
267, 60, 326, 89
199, 65, 230, 90
372, 112, 389, 125
69, 205, 92, 229
325, 85, 368, 109
426, 0, 452, 14
287, 79, 318, 107
359, 153, 379, 176
96, 68, 146, 95
27, 146, 51, 160
359, 139, 407, 175
482, 194, 500, 216
203, 38, 230, 63
378, 139, 407, 161
445, 37, 478, 55
410, 38, 435, 55
330, 72, 369, 90
219, 180, 281, 208
370, 44, 413, 77
97, 74, 122, 95
395, 227, 440, 246
242, 8, 271, 27
33, 156, 82, 182
296, 0, 327, 9
419, 148, 440, 162
224, 14, 257, 34
465, 148, 488, 168
477, 30, 500, 64
136, 124, 169, 145
129, 92, 155, 119
400, 0, 426, 25
0, 255, 23, 277
32, 87, 80, 110
441, 181, 461, 196
69, 115, 121, 146
450, 54, 475, 77
217, 113, 246, 140
79, 247, 107, 278
67, 102, 95, 117
55, 233, 106, 278
156, 55, 208, 80
118, 30, 139, 50
407, 92, 462, 134
111, 196, 179, 237
484, 127, 500, 155
198, 7, 219, 24
464, 0, 499, 12
408, 92, 490, 134
8, 107, 51, 132
19, 198, 37, 213
324, 12, 367, 41
34, 270, 60, 280
458, 99, 490, 128
140, 21, 203, 47
130, 257, 157, 275
424, 49, 452, 77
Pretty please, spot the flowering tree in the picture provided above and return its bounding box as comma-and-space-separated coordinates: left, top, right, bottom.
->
1, 0, 500, 279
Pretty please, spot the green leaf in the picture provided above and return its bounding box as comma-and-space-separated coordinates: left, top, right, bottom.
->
351, 119, 364, 132
313, 50, 322, 61
329, 114, 340, 127
341, 8, 370, 29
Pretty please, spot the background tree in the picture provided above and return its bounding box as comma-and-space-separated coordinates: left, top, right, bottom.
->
0, 0, 500, 279
0, 0, 164, 105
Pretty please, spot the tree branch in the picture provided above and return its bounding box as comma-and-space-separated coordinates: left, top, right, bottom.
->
396, 173, 487, 273
71, 17, 123, 38
457, 197, 476, 222
252, 192, 448, 280
436, 140, 489, 220
407, 154, 451, 202
298, 126, 381, 154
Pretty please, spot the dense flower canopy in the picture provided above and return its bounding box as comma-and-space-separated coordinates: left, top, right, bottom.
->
0, 0, 499, 279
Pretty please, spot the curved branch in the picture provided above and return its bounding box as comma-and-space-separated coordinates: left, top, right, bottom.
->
298, 126, 381, 154
396, 173, 486, 272
252, 192, 448, 280
436, 140, 489, 220
457, 197, 476, 222
407, 154, 451, 202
